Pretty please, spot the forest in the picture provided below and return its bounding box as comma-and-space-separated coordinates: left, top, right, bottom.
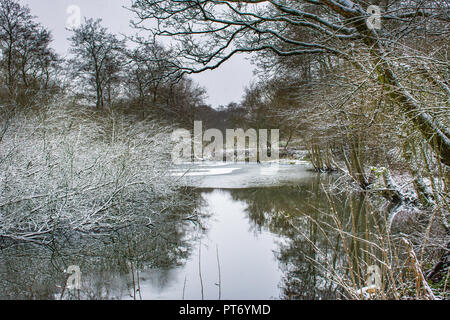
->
0, 0, 448, 300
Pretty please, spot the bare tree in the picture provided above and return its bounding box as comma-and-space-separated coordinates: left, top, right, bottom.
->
0, 0, 58, 103
130, 0, 449, 165
68, 18, 126, 109
126, 42, 177, 107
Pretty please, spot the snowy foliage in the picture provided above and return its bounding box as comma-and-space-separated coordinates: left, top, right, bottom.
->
0, 103, 185, 244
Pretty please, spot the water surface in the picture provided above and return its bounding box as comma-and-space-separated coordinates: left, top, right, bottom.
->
0, 162, 371, 300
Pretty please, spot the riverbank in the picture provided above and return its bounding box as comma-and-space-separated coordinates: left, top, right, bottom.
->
298, 155, 450, 299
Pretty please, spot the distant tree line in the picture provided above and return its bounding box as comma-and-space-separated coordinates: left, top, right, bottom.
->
0, 0, 205, 245
0, 0, 211, 129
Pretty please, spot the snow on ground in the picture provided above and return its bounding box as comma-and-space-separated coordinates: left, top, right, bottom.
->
170, 161, 316, 189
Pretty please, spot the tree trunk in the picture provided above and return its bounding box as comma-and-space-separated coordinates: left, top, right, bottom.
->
378, 64, 450, 166
323, 0, 450, 167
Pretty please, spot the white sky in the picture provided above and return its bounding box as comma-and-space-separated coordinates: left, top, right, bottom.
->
21, 0, 255, 107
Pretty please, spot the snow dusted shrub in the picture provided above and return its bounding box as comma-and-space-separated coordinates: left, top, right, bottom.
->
0, 103, 183, 243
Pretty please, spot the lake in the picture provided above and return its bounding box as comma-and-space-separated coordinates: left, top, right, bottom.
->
0, 162, 373, 300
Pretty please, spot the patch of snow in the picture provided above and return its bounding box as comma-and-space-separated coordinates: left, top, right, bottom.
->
171, 167, 241, 177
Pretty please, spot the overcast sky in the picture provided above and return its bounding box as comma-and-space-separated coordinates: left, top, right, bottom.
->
21, 0, 255, 107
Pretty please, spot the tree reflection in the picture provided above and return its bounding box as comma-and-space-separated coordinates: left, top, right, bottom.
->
228, 175, 380, 300
0, 175, 386, 300
0, 189, 204, 300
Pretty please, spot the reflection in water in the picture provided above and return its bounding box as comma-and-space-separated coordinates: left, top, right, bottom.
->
0, 188, 204, 300
0, 172, 382, 300
227, 174, 376, 299
232, 176, 367, 299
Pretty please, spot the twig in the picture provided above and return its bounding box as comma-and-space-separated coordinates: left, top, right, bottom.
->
402, 238, 436, 300
198, 241, 204, 300
216, 244, 222, 300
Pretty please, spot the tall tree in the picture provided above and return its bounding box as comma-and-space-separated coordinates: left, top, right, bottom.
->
130, 0, 450, 166
69, 18, 126, 109
0, 0, 57, 103
126, 42, 177, 105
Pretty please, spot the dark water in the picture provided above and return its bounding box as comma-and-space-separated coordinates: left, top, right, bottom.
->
0, 163, 376, 300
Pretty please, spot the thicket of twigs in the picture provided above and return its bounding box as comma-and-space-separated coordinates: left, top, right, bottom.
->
0, 101, 189, 245
302, 188, 448, 300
